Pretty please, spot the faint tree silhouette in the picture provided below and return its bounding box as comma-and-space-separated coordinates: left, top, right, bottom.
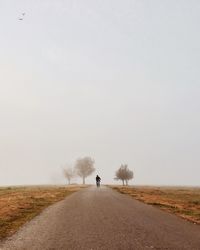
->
115, 164, 134, 185
75, 156, 95, 184
63, 166, 75, 185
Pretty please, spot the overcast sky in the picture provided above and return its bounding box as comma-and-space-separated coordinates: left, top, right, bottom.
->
0, 0, 200, 186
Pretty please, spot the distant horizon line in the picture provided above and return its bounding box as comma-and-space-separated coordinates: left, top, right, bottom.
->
0, 183, 199, 188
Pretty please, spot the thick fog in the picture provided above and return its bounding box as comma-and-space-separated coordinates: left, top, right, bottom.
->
0, 0, 200, 186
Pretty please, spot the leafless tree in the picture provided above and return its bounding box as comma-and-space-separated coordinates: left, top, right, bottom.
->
63, 166, 75, 185
115, 164, 134, 186
75, 156, 95, 184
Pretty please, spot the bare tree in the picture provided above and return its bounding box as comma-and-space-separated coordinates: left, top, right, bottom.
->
115, 164, 134, 186
63, 166, 75, 185
75, 156, 95, 184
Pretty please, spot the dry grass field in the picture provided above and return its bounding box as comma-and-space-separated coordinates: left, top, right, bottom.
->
111, 185, 200, 225
0, 185, 85, 239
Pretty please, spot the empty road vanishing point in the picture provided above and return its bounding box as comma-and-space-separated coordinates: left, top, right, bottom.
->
0, 186, 199, 250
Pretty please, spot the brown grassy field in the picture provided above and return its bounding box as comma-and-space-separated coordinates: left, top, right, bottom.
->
0, 185, 86, 240
110, 185, 200, 224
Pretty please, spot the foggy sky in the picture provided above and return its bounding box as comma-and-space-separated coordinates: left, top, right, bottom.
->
0, 0, 200, 186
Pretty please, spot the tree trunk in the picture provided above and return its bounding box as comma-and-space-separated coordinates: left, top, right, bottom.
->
125, 180, 128, 186
83, 177, 85, 185
122, 180, 124, 186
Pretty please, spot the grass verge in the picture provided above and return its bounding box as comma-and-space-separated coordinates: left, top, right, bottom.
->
0, 185, 86, 240
110, 185, 200, 224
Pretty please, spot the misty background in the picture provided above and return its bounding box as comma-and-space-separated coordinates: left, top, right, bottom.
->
0, 0, 200, 186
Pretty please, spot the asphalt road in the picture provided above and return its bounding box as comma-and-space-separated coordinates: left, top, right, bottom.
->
0, 186, 200, 250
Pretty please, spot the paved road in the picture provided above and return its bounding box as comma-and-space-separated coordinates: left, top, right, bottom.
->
0, 186, 200, 250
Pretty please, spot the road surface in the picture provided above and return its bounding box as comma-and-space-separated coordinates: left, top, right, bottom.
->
0, 186, 200, 250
